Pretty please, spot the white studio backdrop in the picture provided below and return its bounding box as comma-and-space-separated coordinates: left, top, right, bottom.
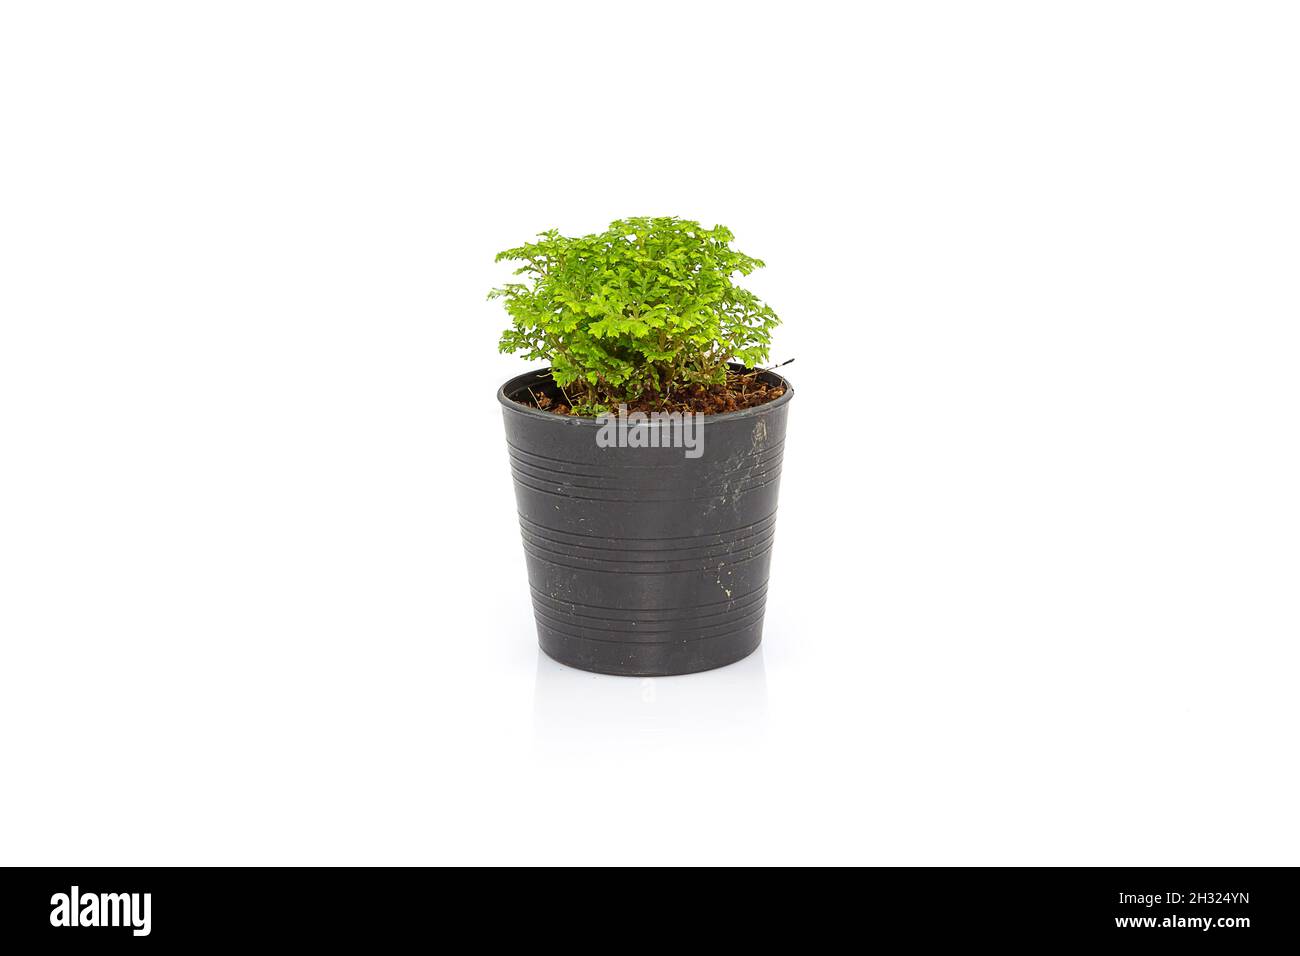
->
1, 2, 1297, 865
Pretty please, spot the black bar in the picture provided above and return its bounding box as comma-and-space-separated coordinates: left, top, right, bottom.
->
0, 866, 1294, 946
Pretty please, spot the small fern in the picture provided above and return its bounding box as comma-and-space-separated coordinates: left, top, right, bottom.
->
490, 217, 780, 414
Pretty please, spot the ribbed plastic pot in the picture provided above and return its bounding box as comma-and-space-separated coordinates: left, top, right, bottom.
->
499, 365, 793, 676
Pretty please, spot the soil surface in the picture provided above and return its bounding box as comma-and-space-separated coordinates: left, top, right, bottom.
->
514, 368, 786, 417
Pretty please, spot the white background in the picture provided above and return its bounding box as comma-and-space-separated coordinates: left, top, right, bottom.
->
2, 2, 1297, 866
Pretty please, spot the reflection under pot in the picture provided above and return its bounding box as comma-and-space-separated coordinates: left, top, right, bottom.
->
532, 645, 767, 753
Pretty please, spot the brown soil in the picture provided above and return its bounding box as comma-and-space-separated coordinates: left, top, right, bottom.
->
515, 368, 786, 417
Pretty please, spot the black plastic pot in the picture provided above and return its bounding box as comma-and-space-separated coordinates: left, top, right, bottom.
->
499, 365, 793, 676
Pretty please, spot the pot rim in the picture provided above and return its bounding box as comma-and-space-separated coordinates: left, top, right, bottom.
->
497, 364, 794, 426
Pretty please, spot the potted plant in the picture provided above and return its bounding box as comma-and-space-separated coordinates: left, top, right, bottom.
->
492, 217, 793, 676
